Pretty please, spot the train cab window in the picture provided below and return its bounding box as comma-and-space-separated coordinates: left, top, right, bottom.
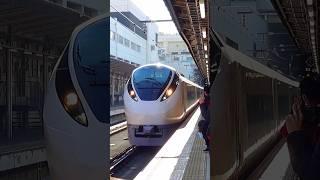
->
73, 18, 108, 123
132, 66, 172, 101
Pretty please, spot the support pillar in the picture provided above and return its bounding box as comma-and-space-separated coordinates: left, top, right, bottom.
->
6, 39, 12, 140
111, 74, 115, 106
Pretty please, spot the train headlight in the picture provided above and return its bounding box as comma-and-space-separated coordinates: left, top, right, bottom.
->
130, 90, 135, 96
166, 88, 173, 97
127, 78, 138, 101
65, 92, 78, 106
161, 73, 179, 101
60, 90, 88, 126
55, 44, 88, 127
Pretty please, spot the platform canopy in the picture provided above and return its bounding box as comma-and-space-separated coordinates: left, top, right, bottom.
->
272, 0, 320, 73
0, 0, 91, 47
163, 0, 209, 79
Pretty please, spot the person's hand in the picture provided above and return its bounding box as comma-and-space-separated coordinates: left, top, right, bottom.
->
286, 96, 303, 134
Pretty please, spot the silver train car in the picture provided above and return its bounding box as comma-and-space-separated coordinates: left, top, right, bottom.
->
124, 64, 202, 146
209, 30, 299, 179
43, 15, 108, 179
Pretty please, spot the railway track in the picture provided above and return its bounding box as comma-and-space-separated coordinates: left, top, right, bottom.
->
110, 146, 160, 179
110, 145, 137, 175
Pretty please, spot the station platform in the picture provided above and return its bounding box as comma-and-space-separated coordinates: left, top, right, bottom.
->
258, 140, 299, 180
110, 106, 125, 126
110, 106, 124, 116
0, 140, 46, 172
134, 107, 210, 180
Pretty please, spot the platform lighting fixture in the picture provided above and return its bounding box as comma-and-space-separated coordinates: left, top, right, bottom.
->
206, 60, 208, 64
310, 20, 315, 26
199, 0, 205, 19
205, 53, 208, 58
202, 27, 207, 38
309, 11, 314, 17
311, 28, 315, 34
204, 43, 207, 51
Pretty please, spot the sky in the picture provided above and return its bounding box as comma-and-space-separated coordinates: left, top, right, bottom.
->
131, 0, 178, 34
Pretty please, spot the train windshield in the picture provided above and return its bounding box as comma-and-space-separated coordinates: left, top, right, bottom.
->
133, 66, 172, 101
73, 18, 108, 123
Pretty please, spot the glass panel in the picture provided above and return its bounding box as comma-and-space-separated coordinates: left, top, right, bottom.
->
133, 66, 172, 101
244, 68, 274, 149
277, 81, 290, 125
73, 18, 108, 123
187, 84, 196, 107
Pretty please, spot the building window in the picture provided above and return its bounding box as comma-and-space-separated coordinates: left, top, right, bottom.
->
151, 45, 155, 51
173, 56, 180, 61
110, 31, 116, 41
118, 35, 124, 44
124, 38, 130, 47
186, 57, 193, 61
131, 42, 136, 51
137, 45, 141, 52
241, 14, 246, 27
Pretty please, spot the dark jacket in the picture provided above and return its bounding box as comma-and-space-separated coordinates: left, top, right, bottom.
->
199, 95, 210, 130
287, 130, 320, 179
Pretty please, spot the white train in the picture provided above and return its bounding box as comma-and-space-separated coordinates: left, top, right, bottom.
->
209, 29, 299, 179
124, 63, 202, 146
43, 15, 108, 179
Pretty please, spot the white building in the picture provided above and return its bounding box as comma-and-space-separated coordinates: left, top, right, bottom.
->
110, 0, 159, 65
110, 0, 160, 106
157, 33, 196, 80
110, 17, 147, 65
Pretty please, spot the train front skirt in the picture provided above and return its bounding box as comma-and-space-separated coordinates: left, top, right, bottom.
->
128, 123, 181, 146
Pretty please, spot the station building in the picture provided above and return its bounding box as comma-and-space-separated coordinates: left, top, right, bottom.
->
157, 33, 198, 81
211, 0, 305, 77
0, 0, 106, 179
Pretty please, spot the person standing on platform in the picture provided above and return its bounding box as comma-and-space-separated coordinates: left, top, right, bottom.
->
198, 84, 210, 152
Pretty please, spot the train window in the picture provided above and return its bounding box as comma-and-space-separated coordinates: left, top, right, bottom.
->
186, 84, 196, 107
133, 66, 172, 101
277, 81, 290, 125
73, 18, 108, 123
244, 68, 274, 150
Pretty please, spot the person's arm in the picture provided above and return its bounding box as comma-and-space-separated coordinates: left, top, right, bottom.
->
288, 132, 320, 179
287, 130, 313, 178
286, 97, 320, 179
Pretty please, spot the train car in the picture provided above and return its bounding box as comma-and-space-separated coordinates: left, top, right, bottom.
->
43, 15, 108, 179
124, 63, 202, 146
209, 29, 299, 179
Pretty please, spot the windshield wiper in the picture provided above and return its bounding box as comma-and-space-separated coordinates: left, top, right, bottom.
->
81, 64, 95, 75
76, 44, 82, 65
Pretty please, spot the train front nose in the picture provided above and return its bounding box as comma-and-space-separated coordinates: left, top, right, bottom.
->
124, 65, 182, 146
44, 17, 108, 180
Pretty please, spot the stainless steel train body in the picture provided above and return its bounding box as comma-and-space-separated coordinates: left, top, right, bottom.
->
43, 15, 108, 180
210, 30, 299, 179
124, 64, 202, 146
